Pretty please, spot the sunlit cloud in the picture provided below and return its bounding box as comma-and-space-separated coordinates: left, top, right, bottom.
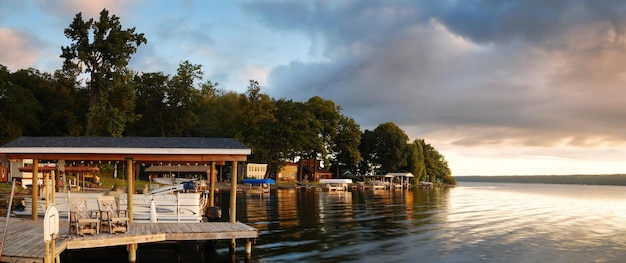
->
35, 0, 140, 19
0, 28, 41, 71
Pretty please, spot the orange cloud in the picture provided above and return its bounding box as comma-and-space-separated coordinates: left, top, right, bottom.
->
37, 0, 141, 19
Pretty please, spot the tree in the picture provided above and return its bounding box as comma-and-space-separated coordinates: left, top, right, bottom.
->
163, 61, 203, 136
61, 9, 147, 136
237, 81, 276, 167
403, 141, 420, 178
127, 72, 169, 136
271, 99, 317, 180
8, 68, 85, 137
358, 129, 378, 175
371, 122, 410, 174
0, 66, 42, 145
304, 96, 341, 169
330, 115, 361, 175
421, 141, 452, 183
412, 139, 427, 181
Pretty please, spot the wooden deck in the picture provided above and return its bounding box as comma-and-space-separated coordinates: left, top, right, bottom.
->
0, 217, 258, 263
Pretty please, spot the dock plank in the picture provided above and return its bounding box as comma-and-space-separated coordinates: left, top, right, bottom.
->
0, 217, 257, 263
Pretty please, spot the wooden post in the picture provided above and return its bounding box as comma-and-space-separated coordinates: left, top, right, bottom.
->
229, 161, 237, 222
126, 158, 134, 222
127, 243, 137, 263
126, 158, 137, 263
245, 239, 252, 259
32, 159, 39, 221
229, 161, 238, 255
209, 162, 215, 207
44, 172, 49, 209
51, 170, 55, 204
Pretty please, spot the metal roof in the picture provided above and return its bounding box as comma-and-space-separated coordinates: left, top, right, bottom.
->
0, 137, 250, 163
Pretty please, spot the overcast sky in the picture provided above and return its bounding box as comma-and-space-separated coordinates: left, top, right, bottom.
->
2, 0, 626, 176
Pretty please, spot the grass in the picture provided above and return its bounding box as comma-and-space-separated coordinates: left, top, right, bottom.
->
0, 176, 151, 192
99, 176, 150, 189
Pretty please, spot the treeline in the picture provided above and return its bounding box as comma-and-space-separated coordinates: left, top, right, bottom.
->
0, 9, 454, 184
456, 174, 626, 186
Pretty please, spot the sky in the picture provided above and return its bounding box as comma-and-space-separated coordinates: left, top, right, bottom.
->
2, 0, 626, 176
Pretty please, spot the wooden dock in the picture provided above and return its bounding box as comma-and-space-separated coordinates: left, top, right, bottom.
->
0, 217, 258, 263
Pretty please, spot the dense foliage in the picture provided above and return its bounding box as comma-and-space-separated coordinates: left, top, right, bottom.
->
0, 9, 454, 185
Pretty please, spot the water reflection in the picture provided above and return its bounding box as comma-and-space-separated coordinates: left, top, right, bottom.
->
218, 187, 450, 262
67, 183, 626, 262
222, 183, 626, 263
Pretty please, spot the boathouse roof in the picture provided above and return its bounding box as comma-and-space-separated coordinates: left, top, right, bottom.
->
0, 136, 250, 163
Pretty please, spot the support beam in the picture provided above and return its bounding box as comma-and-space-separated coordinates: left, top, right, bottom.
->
126, 158, 134, 222
32, 159, 39, 221
209, 162, 216, 207
126, 159, 137, 263
229, 161, 237, 222
229, 161, 238, 256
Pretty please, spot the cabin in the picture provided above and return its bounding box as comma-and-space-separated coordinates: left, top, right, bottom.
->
300, 158, 333, 182
277, 162, 298, 182
246, 163, 268, 179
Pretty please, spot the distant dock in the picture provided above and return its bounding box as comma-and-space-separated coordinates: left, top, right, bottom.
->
0, 217, 258, 263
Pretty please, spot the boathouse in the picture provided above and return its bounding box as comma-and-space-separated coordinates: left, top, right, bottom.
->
0, 136, 258, 263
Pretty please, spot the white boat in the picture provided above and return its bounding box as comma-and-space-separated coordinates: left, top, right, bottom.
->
15, 189, 207, 223
419, 181, 434, 187
319, 179, 352, 191
119, 192, 205, 223
152, 176, 197, 185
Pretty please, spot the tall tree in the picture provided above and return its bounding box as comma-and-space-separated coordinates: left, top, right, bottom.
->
61, 9, 146, 136
237, 81, 276, 166
358, 122, 409, 175
412, 139, 427, 181
304, 96, 341, 168
270, 99, 317, 180
372, 122, 410, 174
163, 61, 202, 136
421, 141, 452, 183
358, 129, 378, 175
331, 115, 361, 175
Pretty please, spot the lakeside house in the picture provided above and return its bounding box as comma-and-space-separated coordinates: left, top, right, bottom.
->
246, 163, 268, 179
275, 158, 334, 183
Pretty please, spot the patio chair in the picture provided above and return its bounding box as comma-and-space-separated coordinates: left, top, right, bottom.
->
69, 198, 99, 235
98, 196, 129, 234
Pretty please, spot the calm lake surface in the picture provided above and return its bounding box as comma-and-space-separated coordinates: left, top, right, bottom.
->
67, 182, 626, 262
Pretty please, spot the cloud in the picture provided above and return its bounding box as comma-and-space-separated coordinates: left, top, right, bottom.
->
247, 0, 626, 150
0, 28, 41, 71
35, 0, 139, 19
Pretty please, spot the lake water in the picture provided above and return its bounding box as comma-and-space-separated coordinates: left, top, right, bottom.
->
66, 182, 626, 262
